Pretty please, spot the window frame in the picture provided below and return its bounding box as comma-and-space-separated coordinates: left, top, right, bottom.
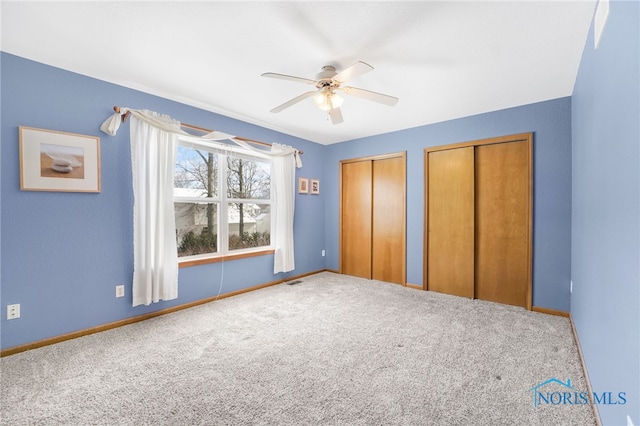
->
174, 138, 274, 267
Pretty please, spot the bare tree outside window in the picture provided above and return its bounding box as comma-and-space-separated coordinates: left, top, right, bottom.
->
174, 147, 218, 255
226, 156, 271, 250
174, 145, 272, 257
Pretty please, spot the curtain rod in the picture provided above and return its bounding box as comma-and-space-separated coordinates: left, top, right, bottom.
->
113, 106, 303, 155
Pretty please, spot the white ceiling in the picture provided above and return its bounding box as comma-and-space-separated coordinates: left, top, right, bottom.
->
1, 1, 596, 145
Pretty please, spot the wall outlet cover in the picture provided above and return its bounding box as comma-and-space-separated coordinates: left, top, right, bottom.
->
7, 304, 20, 320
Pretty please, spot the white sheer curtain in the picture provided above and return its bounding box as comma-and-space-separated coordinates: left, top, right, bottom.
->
101, 108, 302, 304
129, 111, 181, 306
271, 143, 297, 273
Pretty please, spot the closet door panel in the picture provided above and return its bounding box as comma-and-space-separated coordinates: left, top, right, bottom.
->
372, 156, 405, 284
427, 147, 475, 298
475, 141, 530, 307
341, 160, 373, 279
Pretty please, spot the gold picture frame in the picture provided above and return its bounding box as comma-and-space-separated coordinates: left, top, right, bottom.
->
19, 126, 101, 192
298, 177, 309, 194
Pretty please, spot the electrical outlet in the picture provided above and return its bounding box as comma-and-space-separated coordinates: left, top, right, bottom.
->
115, 285, 125, 298
7, 304, 20, 320
322, 250, 326, 257
570, 280, 573, 293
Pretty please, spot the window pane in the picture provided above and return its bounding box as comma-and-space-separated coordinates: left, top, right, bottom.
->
226, 157, 270, 199
228, 203, 270, 251
175, 146, 217, 198
175, 202, 218, 256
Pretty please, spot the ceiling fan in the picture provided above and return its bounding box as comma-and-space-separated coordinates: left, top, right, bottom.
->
262, 61, 398, 125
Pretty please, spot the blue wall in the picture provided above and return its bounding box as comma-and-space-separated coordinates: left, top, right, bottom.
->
571, 1, 640, 425
0, 53, 326, 350
324, 97, 573, 311
3, 7, 638, 424
1, 52, 576, 350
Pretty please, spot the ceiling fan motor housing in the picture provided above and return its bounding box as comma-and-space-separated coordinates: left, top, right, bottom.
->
315, 66, 339, 89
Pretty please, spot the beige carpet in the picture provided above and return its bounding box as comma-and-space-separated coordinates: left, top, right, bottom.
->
0, 272, 596, 425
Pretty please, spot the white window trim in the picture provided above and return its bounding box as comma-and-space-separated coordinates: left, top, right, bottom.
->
174, 140, 274, 264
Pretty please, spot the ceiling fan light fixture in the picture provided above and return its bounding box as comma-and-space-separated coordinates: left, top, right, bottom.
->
263, 61, 397, 123
314, 91, 343, 111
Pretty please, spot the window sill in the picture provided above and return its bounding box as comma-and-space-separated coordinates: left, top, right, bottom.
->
178, 248, 275, 268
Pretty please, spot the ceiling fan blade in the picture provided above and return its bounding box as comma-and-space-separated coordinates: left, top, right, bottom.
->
328, 107, 344, 125
270, 90, 317, 113
261, 72, 317, 85
333, 61, 374, 83
341, 86, 399, 106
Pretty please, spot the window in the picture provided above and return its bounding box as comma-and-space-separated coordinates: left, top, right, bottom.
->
174, 140, 272, 259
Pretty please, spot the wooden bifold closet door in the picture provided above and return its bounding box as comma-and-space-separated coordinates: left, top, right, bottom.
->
341, 152, 406, 285
425, 134, 532, 309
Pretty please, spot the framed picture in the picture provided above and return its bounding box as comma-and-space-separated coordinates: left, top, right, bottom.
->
310, 179, 320, 195
298, 177, 309, 194
19, 126, 101, 193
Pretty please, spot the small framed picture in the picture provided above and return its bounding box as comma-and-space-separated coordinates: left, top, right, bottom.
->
310, 179, 320, 195
19, 126, 101, 192
298, 177, 309, 194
